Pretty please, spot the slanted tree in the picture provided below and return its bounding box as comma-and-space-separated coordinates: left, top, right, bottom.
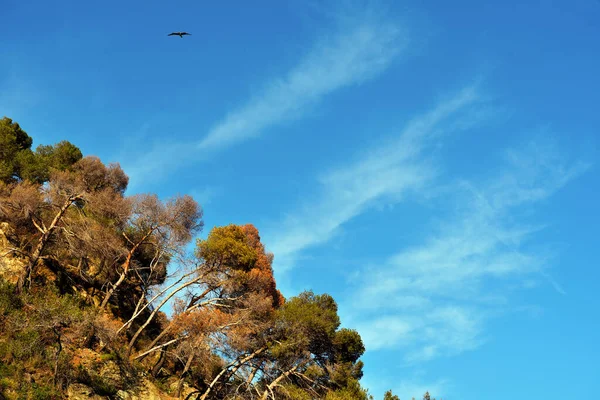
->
197, 290, 278, 399
189, 225, 284, 399
167, 305, 231, 397
130, 224, 282, 397
99, 193, 202, 310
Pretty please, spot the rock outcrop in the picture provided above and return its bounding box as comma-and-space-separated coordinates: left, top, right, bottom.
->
0, 222, 24, 284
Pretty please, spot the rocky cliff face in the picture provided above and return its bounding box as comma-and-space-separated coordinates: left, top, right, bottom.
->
0, 223, 24, 285
66, 377, 190, 400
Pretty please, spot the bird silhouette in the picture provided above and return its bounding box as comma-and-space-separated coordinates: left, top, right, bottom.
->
168, 32, 191, 38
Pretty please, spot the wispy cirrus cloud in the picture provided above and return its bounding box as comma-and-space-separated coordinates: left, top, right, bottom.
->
265, 85, 482, 271
351, 140, 590, 363
124, 8, 407, 184
198, 18, 405, 152
262, 78, 590, 377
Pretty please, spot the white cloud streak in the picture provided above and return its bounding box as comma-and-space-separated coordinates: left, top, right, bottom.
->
263, 80, 590, 372
352, 140, 590, 362
123, 9, 407, 184
198, 19, 405, 152
266, 86, 481, 271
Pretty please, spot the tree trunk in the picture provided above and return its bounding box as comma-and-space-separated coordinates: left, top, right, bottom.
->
116, 270, 196, 334
99, 266, 127, 309
100, 229, 153, 309
260, 364, 300, 400
246, 363, 260, 385
199, 346, 267, 400
127, 276, 202, 355
53, 326, 62, 388
151, 349, 166, 378
177, 353, 195, 398
133, 337, 183, 361
137, 286, 215, 358
137, 323, 172, 361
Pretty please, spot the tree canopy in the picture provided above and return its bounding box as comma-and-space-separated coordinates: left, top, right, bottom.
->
0, 117, 82, 184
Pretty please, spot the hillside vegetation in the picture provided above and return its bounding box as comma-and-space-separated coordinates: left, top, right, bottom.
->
0, 117, 435, 400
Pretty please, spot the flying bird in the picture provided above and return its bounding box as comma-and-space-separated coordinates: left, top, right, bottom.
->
168, 32, 191, 38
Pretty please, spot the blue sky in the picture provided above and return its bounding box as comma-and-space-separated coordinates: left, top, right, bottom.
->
2, 0, 599, 398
